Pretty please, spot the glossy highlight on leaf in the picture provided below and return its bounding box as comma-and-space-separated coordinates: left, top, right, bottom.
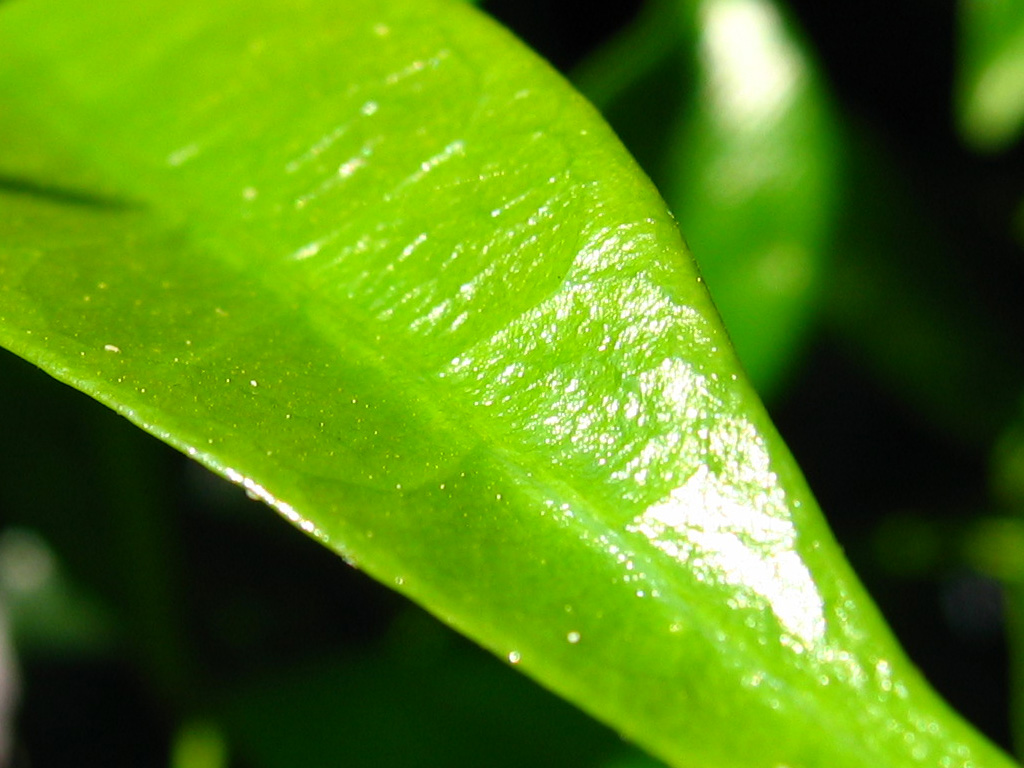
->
0, 1, 1017, 767
573, 0, 838, 397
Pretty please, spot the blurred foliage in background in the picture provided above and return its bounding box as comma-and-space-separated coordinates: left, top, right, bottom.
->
2, 0, 1024, 765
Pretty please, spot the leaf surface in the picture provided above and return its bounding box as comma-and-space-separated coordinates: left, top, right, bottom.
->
573, 0, 838, 397
0, 1, 1016, 766
957, 0, 1024, 150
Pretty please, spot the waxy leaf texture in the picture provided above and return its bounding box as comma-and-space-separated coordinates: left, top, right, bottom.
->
0, 1, 1016, 766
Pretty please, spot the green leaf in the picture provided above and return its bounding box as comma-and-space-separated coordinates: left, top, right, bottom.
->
0, 1, 1016, 767
821, 130, 1023, 447
574, 0, 839, 397
956, 0, 1024, 151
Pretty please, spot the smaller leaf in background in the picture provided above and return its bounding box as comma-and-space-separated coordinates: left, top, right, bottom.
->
170, 720, 228, 768
956, 0, 1024, 151
821, 129, 1024, 448
0, 528, 114, 658
574, 0, 840, 398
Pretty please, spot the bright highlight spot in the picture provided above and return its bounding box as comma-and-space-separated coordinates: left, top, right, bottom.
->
700, 0, 803, 129
627, 418, 826, 647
